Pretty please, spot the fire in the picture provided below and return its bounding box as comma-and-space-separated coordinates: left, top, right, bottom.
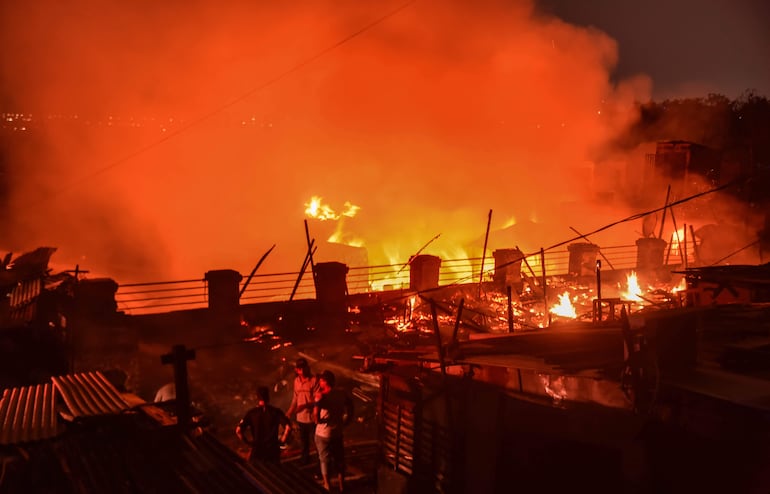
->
672, 277, 687, 293
305, 196, 363, 248
304, 196, 336, 220
501, 216, 517, 229
304, 196, 360, 221
328, 224, 365, 247
620, 271, 644, 301
550, 292, 577, 318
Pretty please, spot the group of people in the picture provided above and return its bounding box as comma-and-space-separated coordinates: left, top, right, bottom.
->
235, 358, 353, 492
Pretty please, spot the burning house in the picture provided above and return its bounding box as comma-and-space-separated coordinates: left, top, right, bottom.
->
3, 212, 770, 494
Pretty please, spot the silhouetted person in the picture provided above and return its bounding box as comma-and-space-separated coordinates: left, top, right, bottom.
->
286, 357, 319, 465
314, 370, 353, 492
236, 386, 291, 464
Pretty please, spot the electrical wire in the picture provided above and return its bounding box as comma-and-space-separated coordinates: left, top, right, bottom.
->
28, 0, 418, 207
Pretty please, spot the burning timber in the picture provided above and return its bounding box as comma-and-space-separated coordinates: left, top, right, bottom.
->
3, 243, 770, 493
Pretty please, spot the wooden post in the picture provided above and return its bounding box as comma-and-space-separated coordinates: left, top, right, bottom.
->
478, 209, 492, 298
397, 233, 441, 275
683, 224, 688, 269
161, 344, 196, 430
665, 235, 673, 266
239, 244, 275, 299
516, 246, 538, 281
596, 260, 602, 322
429, 299, 446, 376
540, 248, 547, 315
689, 224, 700, 265
669, 208, 686, 266
290, 242, 316, 301
507, 286, 514, 333
303, 220, 317, 291
658, 185, 671, 239
452, 298, 465, 344
569, 226, 615, 271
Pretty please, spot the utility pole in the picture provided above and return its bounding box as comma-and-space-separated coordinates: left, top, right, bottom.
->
161, 344, 196, 431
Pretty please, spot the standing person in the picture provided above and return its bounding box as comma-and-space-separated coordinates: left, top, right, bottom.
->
314, 370, 354, 492
286, 357, 319, 465
236, 386, 291, 465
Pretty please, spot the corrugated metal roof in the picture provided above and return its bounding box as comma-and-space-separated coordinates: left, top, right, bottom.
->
52, 371, 131, 418
0, 383, 61, 445
0, 371, 130, 445
52, 423, 327, 494
1, 375, 329, 493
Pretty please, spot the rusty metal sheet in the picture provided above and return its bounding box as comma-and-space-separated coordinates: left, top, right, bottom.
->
52, 371, 130, 418
0, 383, 61, 445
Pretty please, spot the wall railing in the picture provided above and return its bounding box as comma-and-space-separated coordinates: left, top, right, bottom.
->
114, 244, 657, 315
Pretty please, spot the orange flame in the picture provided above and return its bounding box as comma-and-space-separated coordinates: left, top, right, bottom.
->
550, 292, 577, 318
620, 271, 644, 301
304, 196, 360, 221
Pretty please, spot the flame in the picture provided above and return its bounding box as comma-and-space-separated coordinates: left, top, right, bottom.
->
669, 228, 685, 257
672, 277, 687, 293
340, 201, 360, 218
620, 271, 644, 301
501, 216, 517, 229
539, 374, 568, 402
305, 196, 363, 247
328, 222, 365, 247
550, 292, 577, 318
304, 196, 360, 221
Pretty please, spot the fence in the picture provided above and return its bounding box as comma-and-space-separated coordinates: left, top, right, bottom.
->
114, 244, 654, 315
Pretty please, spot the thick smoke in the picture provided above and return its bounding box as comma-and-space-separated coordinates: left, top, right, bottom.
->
2, 0, 658, 281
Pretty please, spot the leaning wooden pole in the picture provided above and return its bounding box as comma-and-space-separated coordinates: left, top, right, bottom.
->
478, 209, 493, 298
689, 224, 700, 265
239, 244, 276, 299
303, 220, 317, 290
397, 233, 441, 275
452, 298, 465, 344
669, 207, 686, 266
569, 226, 615, 271
516, 245, 541, 295
540, 248, 548, 326
290, 243, 317, 301
658, 185, 671, 239
507, 286, 514, 333
429, 299, 446, 376
683, 224, 688, 270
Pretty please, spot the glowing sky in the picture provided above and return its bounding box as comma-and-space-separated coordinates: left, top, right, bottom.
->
0, 0, 764, 281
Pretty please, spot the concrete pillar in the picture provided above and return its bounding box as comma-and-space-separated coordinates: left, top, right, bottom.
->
204, 269, 242, 313
493, 248, 524, 288
409, 255, 441, 292
73, 278, 118, 318
314, 261, 349, 313
567, 243, 601, 277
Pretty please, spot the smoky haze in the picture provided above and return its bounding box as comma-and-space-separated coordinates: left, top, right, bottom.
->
2, 0, 667, 282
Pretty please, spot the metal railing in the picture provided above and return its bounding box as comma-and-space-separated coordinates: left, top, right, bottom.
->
115, 245, 649, 315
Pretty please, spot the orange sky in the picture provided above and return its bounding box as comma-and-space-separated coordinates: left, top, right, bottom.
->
2, 0, 672, 281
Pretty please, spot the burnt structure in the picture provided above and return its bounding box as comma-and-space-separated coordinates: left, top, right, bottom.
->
373, 302, 770, 493
0, 371, 326, 493
5, 246, 770, 493
652, 140, 722, 186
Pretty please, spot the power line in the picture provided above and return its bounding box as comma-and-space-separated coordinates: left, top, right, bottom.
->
420, 178, 747, 292
29, 0, 418, 208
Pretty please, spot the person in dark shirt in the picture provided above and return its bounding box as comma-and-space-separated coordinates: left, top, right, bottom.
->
314, 370, 354, 491
236, 386, 291, 464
